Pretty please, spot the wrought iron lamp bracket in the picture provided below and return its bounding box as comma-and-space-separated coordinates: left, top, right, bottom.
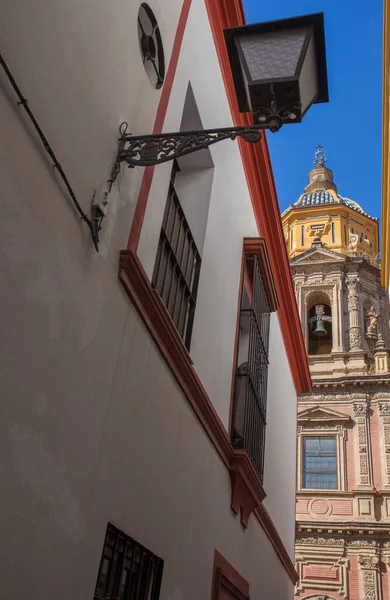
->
115, 122, 263, 169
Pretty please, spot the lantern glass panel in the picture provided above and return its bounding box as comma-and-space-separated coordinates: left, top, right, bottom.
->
298, 32, 319, 115
235, 28, 307, 82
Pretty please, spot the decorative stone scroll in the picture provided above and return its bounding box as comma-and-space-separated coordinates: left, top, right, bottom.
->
358, 555, 379, 570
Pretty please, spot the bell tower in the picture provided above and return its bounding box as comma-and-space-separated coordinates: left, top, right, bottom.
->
286, 149, 390, 600
282, 146, 387, 378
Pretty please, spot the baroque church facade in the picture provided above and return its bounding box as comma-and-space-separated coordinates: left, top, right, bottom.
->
283, 148, 390, 600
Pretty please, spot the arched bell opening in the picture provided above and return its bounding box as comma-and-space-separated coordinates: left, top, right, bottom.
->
307, 292, 333, 355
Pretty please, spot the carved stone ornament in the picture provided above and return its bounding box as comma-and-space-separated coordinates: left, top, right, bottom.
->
362, 570, 377, 600
379, 402, 390, 416
346, 276, 359, 289
299, 391, 371, 402
358, 555, 379, 569
349, 326, 363, 349
297, 537, 344, 546
348, 540, 377, 547
354, 402, 368, 416
302, 424, 336, 430
366, 306, 379, 335
348, 293, 360, 312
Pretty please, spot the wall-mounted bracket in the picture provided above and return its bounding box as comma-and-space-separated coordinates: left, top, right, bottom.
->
115, 122, 263, 169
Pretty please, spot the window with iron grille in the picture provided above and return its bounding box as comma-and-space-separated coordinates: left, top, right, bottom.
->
231, 252, 271, 482
152, 162, 201, 350
94, 523, 164, 600
302, 436, 338, 489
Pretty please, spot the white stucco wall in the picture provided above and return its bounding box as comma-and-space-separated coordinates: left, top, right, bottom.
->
0, 0, 298, 597
263, 314, 298, 559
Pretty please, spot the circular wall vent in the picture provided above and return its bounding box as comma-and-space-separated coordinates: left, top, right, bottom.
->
137, 3, 165, 89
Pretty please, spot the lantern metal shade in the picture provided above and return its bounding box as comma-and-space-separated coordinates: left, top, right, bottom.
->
224, 13, 328, 129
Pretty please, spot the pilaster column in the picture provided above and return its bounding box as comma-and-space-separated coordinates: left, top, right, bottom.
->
353, 401, 372, 488
336, 277, 345, 352
358, 555, 381, 600
379, 402, 390, 488
347, 276, 363, 352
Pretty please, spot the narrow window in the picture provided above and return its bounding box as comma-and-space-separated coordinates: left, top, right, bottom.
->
231, 250, 271, 482
151, 83, 213, 351
344, 224, 347, 244
331, 222, 335, 243
94, 524, 164, 600
291, 228, 294, 250
301, 225, 305, 246
351, 227, 354, 234
302, 437, 337, 489
152, 162, 201, 350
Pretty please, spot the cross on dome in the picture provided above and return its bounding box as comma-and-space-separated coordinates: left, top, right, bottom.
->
314, 144, 326, 167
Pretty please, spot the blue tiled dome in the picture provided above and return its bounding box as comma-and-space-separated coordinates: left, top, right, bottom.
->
301, 190, 336, 206
294, 190, 378, 221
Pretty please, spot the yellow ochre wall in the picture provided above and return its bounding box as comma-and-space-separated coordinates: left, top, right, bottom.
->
283, 204, 379, 261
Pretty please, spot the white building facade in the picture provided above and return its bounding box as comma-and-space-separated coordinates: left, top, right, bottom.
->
0, 1, 311, 598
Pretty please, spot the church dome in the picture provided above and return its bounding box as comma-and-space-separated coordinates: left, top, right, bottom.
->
281, 146, 379, 261
283, 146, 378, 222
296, 191, 377, 220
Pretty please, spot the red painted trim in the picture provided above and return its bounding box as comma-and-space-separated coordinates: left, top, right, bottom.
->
228, 238, 278, 435
127, 0, 193, 252
211, 550, 250, 600
118, 249, 297, 583
204, 0, 311, 395
229, 450, 266, 528
228, 249, 245, 436
244, 237, 279, 312
255, 504, 299, 584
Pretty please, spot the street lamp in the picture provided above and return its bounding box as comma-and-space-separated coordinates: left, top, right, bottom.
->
117, 12, 328, 168
224, 12, 328, 133
0, 12, 329, 251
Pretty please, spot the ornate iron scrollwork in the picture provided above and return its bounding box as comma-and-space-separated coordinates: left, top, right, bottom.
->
116, 122, 263, 168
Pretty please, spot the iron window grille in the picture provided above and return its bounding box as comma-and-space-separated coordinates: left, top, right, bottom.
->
94, 523, 164, 600
302, 436, 338, 489
231, 252, 271, 482
152, 162, 201, 350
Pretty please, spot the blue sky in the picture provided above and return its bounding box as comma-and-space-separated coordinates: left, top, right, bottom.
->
243, 0, 383, 219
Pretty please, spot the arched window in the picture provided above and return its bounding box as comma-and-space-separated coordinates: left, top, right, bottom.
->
307, 293, 332, 355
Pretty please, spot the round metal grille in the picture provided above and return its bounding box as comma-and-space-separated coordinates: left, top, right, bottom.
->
137, 3, 165, 89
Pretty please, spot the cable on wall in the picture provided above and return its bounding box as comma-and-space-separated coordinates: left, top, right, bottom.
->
0, 52, 100, 251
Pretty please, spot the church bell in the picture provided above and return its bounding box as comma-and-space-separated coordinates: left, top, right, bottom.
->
313, 318, 327, 336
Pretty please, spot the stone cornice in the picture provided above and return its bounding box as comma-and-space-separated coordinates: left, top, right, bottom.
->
297, 522, 390, 539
